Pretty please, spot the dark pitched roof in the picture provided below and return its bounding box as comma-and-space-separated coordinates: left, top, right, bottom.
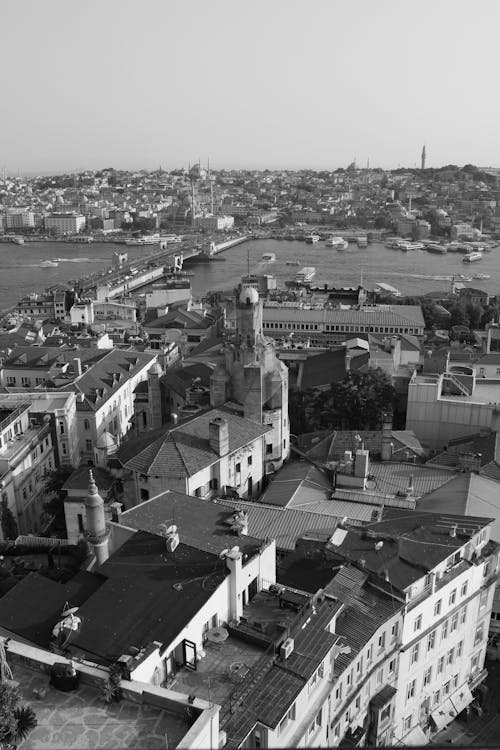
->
259, 461, 332, 508
299, 348, 368, 390
121, 490, 264, 556
124, 408, 271, 477
70, 530, 228, 664
63, 465, 114, 493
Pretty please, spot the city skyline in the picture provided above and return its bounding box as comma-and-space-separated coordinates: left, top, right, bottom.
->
2, 0, 500, 173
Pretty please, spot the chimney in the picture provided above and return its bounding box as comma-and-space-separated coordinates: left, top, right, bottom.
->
72, 357, 82, 377
406, 475, 414, 495
354, 449, 369, 479
381, 411, 393, 461
345, 352, 351, 372
209, 416, 229, 456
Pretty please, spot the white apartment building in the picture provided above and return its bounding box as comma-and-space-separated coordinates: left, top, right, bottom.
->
44, 213, 86, 234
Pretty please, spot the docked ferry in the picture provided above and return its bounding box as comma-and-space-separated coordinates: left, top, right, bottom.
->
325, 236, 348, 249
304, 234, 320, 244
463, 251, 483, 263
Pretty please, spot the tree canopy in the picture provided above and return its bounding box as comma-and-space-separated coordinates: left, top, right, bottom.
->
289, 368, 395, 434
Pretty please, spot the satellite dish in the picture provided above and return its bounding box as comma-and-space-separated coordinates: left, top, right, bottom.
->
165, 524, 178, 536
230, 546, 240, 555
219, 548, 230, 559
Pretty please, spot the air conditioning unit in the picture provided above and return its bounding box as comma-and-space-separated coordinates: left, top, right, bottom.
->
280, 637, 295, 660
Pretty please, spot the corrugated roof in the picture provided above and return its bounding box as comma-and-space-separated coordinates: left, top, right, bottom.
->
263, 305, 425, 328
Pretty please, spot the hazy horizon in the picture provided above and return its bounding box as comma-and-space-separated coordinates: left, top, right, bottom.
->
3, 0, 500, 174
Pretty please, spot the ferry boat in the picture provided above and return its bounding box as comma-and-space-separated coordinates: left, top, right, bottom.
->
294, 266, 316, 284
472, 273, 491, 279
124, 234, 161, 246
426, 243, 448, 254
374, 282, 402, 297
68, 235, 94, 243
286, 260, 300, 266
40, 260, 59, 268
325, 236, 348, 249
262, 253, 276, 262
385, 237, 405, 249
0, 235, 25, 245
304, 234, 320, 244
356, 236, 368, 247
398, 241, 425, 251
463, 251, 483, 263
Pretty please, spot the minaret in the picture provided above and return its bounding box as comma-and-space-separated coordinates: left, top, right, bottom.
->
85, 470, 109, 566
421, 145, 426, 170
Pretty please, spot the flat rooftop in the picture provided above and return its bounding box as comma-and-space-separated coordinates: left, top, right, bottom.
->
13, 660, 189, 750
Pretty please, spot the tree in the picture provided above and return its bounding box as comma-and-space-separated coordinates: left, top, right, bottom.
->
0, 683, 37, 749
0, 500, 18, 541
43, 467, 74, 537
448, 303, 470, 329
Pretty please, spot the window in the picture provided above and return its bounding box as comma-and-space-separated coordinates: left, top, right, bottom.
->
59, 422, 65, 435
437, 656, 445, 675
406, 679, 416, 701
140, 488, 149, 501
247, 455, 252, 466
392, 622, 399, 639
450, 613, 458, 632
453, 673, 459, 690
457, 640, 464, 657
446, 647, 454, 666
380, 704, 391, 725
471, 652, 481, 673
366, 644, 373, 663
356, 657, 363, 677
460, 605, 467, 625
85, 440, 93, 452
266, 444, 273, 454
235, 462, 241, 473
461, 581, 468, 597
479, 589, 488, 610
84, 419, 90, 430
443, 680, 451, 697
377, 668, 383, 685
441, 619, 449, 640
410, 643, 419, 665
433, 689, 441, 706
423, 666, 432, 686
333, 724, 340, 739
449, 589, 457, 606
389, 658, 396, 676
335, 684, 342, 702
414, 615, 422, 632
6, 376, 16, 386
21, 377, 31, 386
403, 714, 412, 733
474, 621, 485, 646
77, 514, 84, 533
427, 630, 436, 652
378, 632, 386, 651
434, 599, 442, 616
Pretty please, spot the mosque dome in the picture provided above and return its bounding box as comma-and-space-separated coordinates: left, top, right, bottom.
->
239, 286, 259, 306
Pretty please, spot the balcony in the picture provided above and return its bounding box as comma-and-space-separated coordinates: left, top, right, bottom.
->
468, 667, 488, 691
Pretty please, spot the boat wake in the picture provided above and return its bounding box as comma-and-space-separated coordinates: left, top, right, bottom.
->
384, 272, 453, 281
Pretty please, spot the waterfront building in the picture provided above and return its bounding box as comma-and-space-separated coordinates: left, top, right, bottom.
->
4, 208, 35, 229
259, 304, 425, 346
195, 214, 234, 231
15, 289, 69, 321
44, 212, 86, 235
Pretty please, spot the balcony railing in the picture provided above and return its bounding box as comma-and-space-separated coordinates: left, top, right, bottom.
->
469, 667, 488, 690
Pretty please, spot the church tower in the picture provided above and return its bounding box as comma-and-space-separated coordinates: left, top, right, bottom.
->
421, 145, 426, 170
210, 285, 290, 472
85, 470, 109, 567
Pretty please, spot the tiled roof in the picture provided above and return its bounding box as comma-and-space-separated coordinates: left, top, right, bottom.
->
299, 349, 368, 390
2, 345, 106, 371
63, 349, 157, 412
368, 462, 457, 497
124, 408, 271, 477
216, 497, 340, 550
263, 305, 425, 328
259, 462, 332, 508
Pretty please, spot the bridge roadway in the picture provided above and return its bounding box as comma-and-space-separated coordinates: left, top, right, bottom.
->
75, 235, 250, 299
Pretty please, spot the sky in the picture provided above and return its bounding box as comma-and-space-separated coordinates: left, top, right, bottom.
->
2, 0, 500, 173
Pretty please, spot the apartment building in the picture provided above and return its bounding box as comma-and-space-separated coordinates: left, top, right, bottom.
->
0, 400, 56, 537
44, 212, 86, 234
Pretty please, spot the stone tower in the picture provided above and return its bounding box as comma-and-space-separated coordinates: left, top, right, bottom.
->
210, 285, 290, 472
85, 470, 109, 567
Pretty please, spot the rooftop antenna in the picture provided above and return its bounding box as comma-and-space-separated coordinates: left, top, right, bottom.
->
247, 246, 250, 276
360, 266, 364, 287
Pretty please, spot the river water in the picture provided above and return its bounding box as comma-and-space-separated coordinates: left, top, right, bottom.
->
1, 238, 500, 311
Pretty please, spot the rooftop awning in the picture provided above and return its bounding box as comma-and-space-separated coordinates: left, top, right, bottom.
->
430, 699, 455, 731
450, 683, 473, 716
402, 725, 428, 746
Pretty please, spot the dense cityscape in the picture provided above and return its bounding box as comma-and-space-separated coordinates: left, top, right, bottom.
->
1, 156, 500, 749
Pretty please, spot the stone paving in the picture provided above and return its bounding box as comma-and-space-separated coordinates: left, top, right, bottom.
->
14, 663, 189, 749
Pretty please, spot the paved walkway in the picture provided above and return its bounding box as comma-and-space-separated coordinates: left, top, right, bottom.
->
15, 663, 188, 749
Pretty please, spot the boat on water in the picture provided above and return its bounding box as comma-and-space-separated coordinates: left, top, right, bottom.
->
374, 282, 402, 297
472, 273, 491, 279
356, 236, 368, 247
0, 235, 25, 245
304, 234, 320, 244
454, 274, 472, 281
385, 237, 405, 249
325, 236, 348, 249
463, 251, 483, 263
286, 260, 300, 266
124, 235, 160, 246
262, 253, 276, 262
68, 235, 94, 243
398, 241, 425, 251
40, 260, 59, 268
285, 266, 316, 287
426, 243, 448, 254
